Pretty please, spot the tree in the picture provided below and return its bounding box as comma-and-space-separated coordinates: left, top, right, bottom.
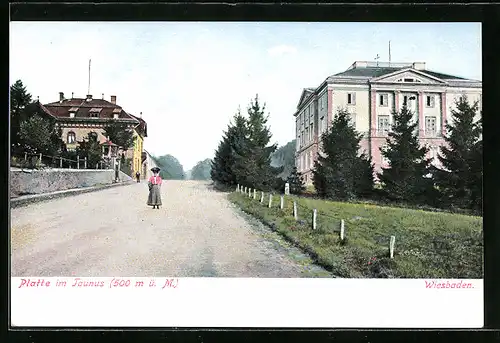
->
313, 108, 374, 200
378, 103, 435, 205
235, 95, 282, 191
191, 159, 212, 180
10, 80, 33, 152
102, 122, 135, 150
286, 166, 305, 195
155, 154, 185, 180
270, 139, 296, 179
434, 97, 482, 211
18, 104, 65, 156
76, 133, 103, 168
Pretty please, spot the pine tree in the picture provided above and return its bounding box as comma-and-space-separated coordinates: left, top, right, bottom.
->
313, 108, 374, 200
286, 166, 306, 195
10, 80, 33, 153
434, 98, 482, 211
211, 110, 248, 186
238, 95, 281, 191
378, 103, 435, 205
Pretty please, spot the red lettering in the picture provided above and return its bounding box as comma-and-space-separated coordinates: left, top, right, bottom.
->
18, 278, 50, 288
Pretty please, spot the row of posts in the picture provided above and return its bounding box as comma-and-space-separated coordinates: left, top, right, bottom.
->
235, 183, 396, 259
23, 152, 104, 169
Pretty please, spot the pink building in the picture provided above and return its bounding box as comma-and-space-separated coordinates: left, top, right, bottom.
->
294, 61, 482, 185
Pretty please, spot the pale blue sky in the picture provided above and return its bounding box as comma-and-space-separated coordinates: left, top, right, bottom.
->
10, 22, 481, 170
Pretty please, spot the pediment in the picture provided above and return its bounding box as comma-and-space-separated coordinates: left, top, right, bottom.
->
371, 68, 447, 85
297, 89, 315, 109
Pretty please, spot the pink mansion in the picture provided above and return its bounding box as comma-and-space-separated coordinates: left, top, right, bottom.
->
294, 61, 482, 185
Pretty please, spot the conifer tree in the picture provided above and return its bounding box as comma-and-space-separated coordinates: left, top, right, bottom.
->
313, 108, 374, 200
434, 97, 482, 211
378, 103, 435, 205
10, 80, 33, 153
286, 166, 305, 195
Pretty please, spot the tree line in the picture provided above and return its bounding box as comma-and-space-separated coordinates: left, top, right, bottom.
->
211, 93, 482, 215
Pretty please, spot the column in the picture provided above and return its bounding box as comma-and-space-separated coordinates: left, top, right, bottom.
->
370, 88, 377, 136
418, 91, 424, 137
441, 92, 447, 136
327, 88, 333, 129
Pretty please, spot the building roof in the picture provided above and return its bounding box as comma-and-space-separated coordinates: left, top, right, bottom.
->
331, 63, 469, 80
43, 96, 139, 121
128, 113, 148, 138
101, 140, 118, 146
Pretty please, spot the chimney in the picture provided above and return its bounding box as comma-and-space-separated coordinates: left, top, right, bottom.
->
59, 92, 64, 102
86, 94, 93, 102
110, 95, 116, 104
140, 112, 143, 118
71, 92, 74, 99
102, 93, 104, 100
412, 62, 426, 70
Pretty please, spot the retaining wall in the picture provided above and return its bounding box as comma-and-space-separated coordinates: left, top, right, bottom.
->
10, 168, 133, 197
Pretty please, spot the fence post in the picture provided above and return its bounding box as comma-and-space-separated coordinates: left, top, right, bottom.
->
236, 184, 239, 192
340, 219, 345, 241
24, 152, 27, 161
39, 153, 42, 165
280, 195, 284, 210
312, 209, 317, 230
253, 189, 256, 200
59, 157, 62, 168
84, 157, 87, 169
260, 192, 264, 203
249, 188, 252, 198
293, 201, 298, 220
268, 194, 273, 208
77, 155, 80, 169
390, 236, 396, 258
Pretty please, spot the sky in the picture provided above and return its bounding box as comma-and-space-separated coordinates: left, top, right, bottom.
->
10, 22, 481, 170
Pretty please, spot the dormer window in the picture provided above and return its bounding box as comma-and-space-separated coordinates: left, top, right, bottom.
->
69, 107, 78, 118
89, 108, 102, 118
112, 108, 121, 119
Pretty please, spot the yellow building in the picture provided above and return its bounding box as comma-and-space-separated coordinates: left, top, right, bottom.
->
126, 113, 147, 177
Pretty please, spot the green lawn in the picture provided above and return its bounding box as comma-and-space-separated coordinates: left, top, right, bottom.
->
228, 191, 483, 278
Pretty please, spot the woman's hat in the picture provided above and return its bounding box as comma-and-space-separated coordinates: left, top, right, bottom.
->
151, 167, 160, 173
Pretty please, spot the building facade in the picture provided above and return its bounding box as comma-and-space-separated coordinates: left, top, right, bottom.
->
142, 149, 159, 180
294, 61, 482, 185
39, 93, 147, 176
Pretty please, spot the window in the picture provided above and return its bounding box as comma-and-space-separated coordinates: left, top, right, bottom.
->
403, 95, 408, 106
306, 153, 310, 169
67, 131, 76, 144
425, 116, 437, 136
310, 123, 314, 141
378, 115, 390, 135
426, 95, 435, 108
305, 127, 309, 143
379, 94, 388, 107
403, 78, 414, 82
347, 92, 356, 105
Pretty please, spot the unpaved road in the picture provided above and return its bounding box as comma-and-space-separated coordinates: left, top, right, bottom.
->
11, 180, 331, 277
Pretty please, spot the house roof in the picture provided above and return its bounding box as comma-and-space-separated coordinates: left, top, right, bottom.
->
128, 113, 148, 138
101, 140, 118, 146
43, 97, 138, 121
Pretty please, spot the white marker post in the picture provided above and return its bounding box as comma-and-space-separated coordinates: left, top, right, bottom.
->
312, 209, 317, 230
340, 219, 345, 241
236, 184, 240, 192
268, 194, 273, 208
285, 182, 290, 195
260, 192, 264, 203
253, 189, 257, 200
390, 235, 396, 259
280, 195, 284, 210
249, 188, 252, 198
293, 201, 298, 220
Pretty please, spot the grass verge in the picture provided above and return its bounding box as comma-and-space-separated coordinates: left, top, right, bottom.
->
228, 191, 483, 278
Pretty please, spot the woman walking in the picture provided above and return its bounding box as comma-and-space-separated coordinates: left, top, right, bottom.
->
147, 167, 162, 209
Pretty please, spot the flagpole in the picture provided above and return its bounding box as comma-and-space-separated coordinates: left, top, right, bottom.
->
87, 59, 91, 95
389, 41, 391, 67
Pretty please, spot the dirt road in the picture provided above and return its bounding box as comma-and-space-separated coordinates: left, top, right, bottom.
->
10, 180, 331, 277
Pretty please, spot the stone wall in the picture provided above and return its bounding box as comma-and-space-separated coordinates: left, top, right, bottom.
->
10, 168, 132, 197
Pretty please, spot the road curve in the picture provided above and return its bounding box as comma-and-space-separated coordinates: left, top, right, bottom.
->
11, 180, 331, 277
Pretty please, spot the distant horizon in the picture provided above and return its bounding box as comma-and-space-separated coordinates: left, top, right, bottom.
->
10, 22, 481, 170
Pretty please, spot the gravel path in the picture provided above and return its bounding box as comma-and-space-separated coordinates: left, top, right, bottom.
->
11, 180, 332, 278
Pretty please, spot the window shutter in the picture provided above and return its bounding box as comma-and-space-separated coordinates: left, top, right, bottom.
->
352, 93, 356, 105
431, 95, 435, 107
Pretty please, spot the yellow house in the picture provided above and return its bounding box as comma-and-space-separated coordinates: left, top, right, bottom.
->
128, 113, 147, 176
